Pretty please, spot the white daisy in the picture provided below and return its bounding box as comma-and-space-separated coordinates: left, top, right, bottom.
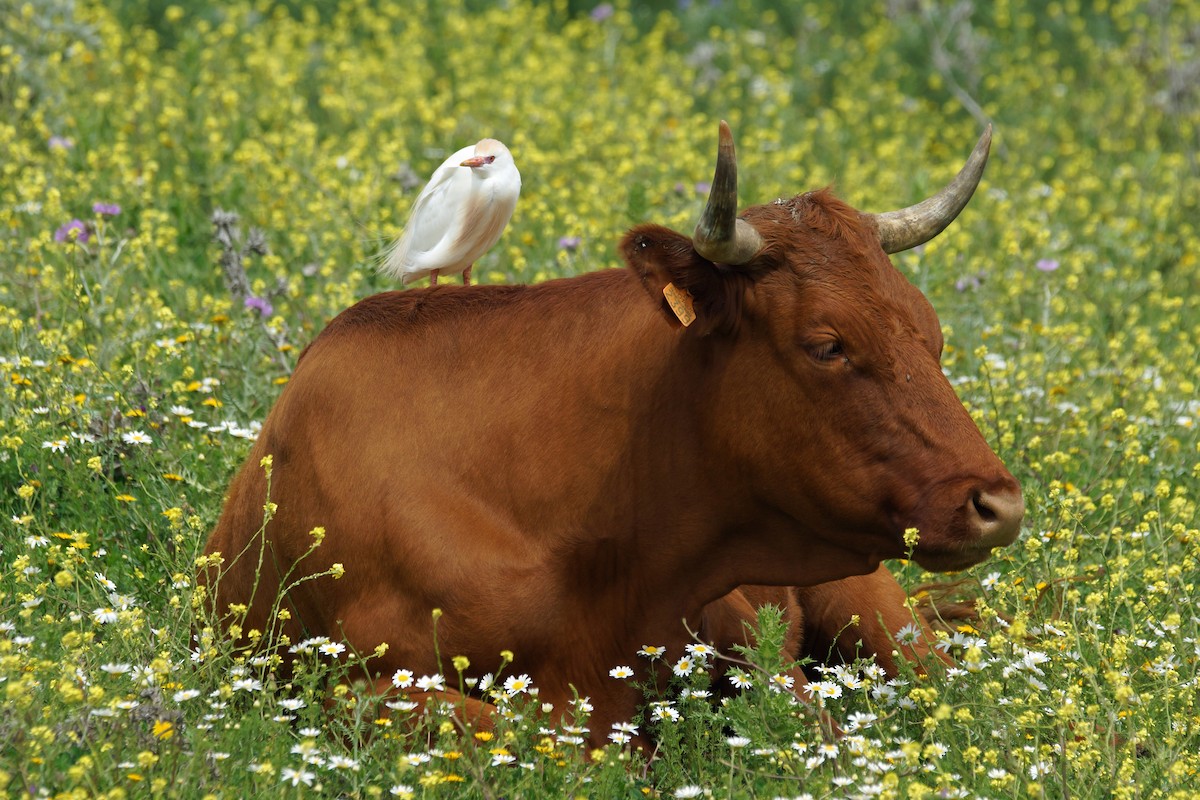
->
280, 767, 315, 787
92, 608, 118, 624
317, 641, 345, 657
415, 674, 445, 692
503, 673, 532, 695
672, 657, 695, 677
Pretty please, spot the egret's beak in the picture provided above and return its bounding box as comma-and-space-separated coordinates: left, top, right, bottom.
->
460, 155, 495, 168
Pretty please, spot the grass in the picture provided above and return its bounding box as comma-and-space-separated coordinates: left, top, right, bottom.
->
1, 0, 1199, 797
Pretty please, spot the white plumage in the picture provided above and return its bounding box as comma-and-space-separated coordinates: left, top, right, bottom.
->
381, 138, 521, 286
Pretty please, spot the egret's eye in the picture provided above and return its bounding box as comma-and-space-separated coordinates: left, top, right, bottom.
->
484, 155, 496, 164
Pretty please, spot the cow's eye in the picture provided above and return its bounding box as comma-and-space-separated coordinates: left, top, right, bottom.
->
810, 339, 847, 363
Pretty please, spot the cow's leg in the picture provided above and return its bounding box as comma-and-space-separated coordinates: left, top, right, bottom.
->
406, 690, 497, 731
364, 676, 497, 733
462, 264, 473, 285
793, 565, 950, 677
699, 587, 839, 737
698, 587, 794, 658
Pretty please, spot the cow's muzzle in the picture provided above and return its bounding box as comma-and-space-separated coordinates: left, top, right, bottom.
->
909, 476, 1024, 572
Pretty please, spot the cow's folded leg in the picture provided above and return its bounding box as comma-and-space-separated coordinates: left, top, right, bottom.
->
410, 690, 497, 731
362, 677, 498, 734
699, 587, 839, 738
794, 565, 951, 677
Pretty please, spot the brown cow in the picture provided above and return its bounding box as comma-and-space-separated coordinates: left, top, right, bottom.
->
199, 121, 1022, 744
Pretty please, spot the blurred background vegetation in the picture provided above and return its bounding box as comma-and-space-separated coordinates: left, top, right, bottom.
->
2, 0, 1200, 796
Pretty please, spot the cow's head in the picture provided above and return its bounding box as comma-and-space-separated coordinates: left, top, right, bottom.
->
624, 121, 1022, 573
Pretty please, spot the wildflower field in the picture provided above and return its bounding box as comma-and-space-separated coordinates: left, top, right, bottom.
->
2, 0, 1199, 797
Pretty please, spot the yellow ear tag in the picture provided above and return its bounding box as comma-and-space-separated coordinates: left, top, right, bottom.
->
662, 282, 696, 327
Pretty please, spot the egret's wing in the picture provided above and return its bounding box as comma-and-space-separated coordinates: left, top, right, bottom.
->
442, 179, 519, 266
380, 145, 474, 281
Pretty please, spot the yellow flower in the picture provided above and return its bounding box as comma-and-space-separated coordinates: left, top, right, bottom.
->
61, 631, 88, 649
57, 680, 84, 704
152, 720, 174, 740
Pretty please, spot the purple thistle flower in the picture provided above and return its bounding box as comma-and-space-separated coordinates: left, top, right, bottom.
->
557, 236, 581, 252
54, 219, 89, 243
590, 3, 614, 20
955, 269, 986, 292
48, 135, 74, 151
244, 296, 274, 317
695, 181, 711, 195
93, 202, 121, 216
1036, 258, 1059, 273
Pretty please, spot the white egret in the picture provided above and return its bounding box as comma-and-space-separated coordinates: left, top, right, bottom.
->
381, 138, 521, 286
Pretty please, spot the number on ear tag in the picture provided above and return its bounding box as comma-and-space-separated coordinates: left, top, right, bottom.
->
663, 282, 696, 327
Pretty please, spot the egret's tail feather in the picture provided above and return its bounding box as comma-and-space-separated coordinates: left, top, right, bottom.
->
378, 229, 413, 282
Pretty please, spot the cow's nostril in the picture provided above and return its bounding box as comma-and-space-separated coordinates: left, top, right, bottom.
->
968, 485, 1024, 547
972, 493, 997, 523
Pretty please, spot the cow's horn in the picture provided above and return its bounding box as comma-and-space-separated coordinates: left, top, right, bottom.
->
693, 120, 764, 266
868, 125, 993, 254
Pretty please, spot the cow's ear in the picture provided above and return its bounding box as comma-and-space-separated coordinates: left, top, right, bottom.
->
620, 224, 744, 336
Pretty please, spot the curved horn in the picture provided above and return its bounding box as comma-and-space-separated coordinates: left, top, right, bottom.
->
868, 125, 993, 254
693, 120, 764, 265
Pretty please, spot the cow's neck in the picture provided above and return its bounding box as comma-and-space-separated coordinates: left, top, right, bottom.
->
505, 275, 755, 657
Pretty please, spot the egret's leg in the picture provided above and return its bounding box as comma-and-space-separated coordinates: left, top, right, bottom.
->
462, 265, 473, 286
429, 269, 439, 287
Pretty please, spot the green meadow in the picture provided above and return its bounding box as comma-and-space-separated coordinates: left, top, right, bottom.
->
2, 0, 1198, 796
